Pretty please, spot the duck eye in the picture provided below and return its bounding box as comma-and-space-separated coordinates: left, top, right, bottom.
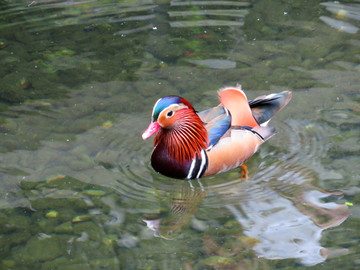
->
166, 110, 174, 118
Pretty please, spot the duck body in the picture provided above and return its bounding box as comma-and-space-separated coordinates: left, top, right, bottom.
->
142, 85, 292, 179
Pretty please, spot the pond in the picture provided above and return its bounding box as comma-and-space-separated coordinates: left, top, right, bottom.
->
0, 0, 359, 269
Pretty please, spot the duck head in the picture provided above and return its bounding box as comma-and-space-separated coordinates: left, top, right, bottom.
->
142, 95, 209, 163
142, 96, 194, 140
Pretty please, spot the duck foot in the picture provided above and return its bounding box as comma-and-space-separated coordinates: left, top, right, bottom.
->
239, 164, 248, 180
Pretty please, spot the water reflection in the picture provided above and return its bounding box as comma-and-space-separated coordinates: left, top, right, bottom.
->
226, 185, 349, 266
143, 181, 207, 239
143, 164, 349, 266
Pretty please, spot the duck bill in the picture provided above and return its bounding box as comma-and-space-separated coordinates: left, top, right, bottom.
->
142, 121, 160, 140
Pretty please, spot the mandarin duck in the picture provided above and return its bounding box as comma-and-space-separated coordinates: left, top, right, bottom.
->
142, 85, 292, 179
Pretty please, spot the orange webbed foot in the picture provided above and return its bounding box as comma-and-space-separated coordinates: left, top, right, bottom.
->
239, 164, 248, 180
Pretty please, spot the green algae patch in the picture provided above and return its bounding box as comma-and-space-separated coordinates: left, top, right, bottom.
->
198, 256, 236, 268
82, 189, 107, 196
101, 120, 113, 129
45, 175, 66, 184
72, 215, 92, 223
46, 210, 59, 218
2, 260, 15, 268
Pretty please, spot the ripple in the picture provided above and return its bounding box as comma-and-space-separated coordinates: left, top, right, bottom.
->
270, 119, 329, 166
322, 108, 360, 126
320, 16, 359, 34
92, 117, 159, 202
321, 2, 360, 21
170, 19, 244, 27
0, 0, 158, 33
168, 9, 249, 18
0, 0, 252, 34
170, 1, 251, 7
169, 0, 250, 29
320, 2, 360, 34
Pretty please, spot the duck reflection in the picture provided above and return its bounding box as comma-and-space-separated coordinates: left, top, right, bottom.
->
225, 182, 349, 266
143, 166, 350, 266
143, 181, 207, 239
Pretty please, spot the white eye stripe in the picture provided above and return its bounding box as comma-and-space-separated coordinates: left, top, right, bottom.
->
159, 103, 188, 118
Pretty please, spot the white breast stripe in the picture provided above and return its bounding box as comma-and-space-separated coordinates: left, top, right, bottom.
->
196, 150, 206, 178
186, 158, 196, 179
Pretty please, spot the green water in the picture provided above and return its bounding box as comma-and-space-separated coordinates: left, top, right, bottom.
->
0, 0, 359, 269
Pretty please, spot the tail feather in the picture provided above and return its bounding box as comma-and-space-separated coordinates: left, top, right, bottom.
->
249, 91, 292, 125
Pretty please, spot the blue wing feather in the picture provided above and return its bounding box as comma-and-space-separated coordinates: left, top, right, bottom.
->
198, 106, 231, 148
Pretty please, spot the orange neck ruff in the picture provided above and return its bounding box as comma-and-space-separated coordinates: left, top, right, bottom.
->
154, 109, 209, 164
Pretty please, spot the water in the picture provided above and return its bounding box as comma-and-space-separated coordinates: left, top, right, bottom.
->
0, 0, 359, 269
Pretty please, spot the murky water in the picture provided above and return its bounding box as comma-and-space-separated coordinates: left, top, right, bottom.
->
0, 0, 359, 269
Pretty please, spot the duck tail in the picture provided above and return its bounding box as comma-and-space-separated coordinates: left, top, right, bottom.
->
249, 91, 292, 125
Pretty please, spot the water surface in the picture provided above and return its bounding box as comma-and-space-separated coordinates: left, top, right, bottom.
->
0, 0, 359, 269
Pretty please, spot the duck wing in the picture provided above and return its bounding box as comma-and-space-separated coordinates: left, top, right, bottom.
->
197, 106, 231, 149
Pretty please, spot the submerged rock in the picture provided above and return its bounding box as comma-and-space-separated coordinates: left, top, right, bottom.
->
54, 221, 74, 234
13, 235, 68, 264
187, 59, 237, 69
